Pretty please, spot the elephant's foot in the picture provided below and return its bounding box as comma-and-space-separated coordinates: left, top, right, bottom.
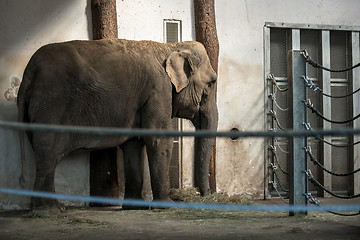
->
121, 198, 150, 210
122, 192, 148, 210
31, 197, 66, 212
121, 204, 150, 210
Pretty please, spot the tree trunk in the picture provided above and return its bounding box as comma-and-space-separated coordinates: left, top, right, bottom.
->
194, 0, 219, 193
91, 0, 118, 40
194, 0, 219, 73
90, 0, 119, 205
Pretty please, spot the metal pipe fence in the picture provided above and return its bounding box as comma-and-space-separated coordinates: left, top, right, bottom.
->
0, 119, 360, 214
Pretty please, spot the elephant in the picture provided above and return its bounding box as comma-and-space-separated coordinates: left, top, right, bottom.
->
17, 38, 218, 209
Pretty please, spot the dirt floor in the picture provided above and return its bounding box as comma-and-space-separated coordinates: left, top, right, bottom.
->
0, 198, 359, 240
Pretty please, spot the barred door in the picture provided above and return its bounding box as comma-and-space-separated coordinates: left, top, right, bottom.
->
264, 23, 360, 199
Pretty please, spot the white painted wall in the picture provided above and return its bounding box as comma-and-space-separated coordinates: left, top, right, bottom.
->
117, 0, 194, 42
1, 0, 360, 209
0, 0, 91, 209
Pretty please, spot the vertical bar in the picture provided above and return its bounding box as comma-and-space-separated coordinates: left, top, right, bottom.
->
263, 26, 272, 199
319, 30, 332, 197
288, 50, 308, 216
291, 29, 301, 50
179, 119, 184, 189
351, 31, 360, 195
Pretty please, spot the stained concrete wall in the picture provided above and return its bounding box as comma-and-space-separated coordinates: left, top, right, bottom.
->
1, 0, 360, 209
0, 0, 196, 210
112, 0, 360, 198
0, 0, 92, 209
215, 0, 360, 198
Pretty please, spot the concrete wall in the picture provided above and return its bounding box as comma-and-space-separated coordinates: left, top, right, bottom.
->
1, 0, 360, 209
0, 0, 91, 209
215, 0, 360, 197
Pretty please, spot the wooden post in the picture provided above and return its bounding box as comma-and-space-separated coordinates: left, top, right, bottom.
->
90, 0, 119, 204
194, 0, 219, 193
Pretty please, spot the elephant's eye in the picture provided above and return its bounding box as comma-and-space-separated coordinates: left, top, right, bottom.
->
208, 79, 216, 87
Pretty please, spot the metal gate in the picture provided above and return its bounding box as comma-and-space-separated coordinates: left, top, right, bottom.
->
264, 23, 360, 199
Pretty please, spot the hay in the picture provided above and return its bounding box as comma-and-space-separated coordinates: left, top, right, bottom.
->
169, 187, 251, 205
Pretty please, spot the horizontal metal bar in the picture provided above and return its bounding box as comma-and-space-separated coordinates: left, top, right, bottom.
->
271, 77, 288, 82
265, 22, 360, 32
331, 78, 348, 84
3, 120, 360, 139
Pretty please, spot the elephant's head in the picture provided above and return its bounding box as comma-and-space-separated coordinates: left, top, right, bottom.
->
166, 44, 217, 120
165, 43, 218, 195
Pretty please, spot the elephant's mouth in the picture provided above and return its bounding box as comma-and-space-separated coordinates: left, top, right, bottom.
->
172, 85, 201, 119
172, 103, 199, 120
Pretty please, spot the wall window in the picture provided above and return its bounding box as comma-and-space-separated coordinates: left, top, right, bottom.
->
164, 20, 182, 43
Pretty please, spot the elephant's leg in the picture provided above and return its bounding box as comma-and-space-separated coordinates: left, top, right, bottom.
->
31, 151, 59, 209
145, 138, 173, 202
121, 138, 144, 199
121, 138, 149, 210
30, 133, 66, 210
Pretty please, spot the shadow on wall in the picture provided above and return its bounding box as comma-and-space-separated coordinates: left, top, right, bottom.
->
0, 0, 92, 55
0, 0, 93, 104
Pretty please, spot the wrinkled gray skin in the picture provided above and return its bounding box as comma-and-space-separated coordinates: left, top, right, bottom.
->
17, 39, 218, 209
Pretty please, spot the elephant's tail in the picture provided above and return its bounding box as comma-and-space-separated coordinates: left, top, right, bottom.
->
18, 124, 26, 187
17, 73, 31, 188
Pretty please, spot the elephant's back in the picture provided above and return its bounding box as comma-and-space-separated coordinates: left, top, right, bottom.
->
19, 40, 147, 127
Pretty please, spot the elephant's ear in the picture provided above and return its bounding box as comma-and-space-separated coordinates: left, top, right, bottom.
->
166, 51, 191, 93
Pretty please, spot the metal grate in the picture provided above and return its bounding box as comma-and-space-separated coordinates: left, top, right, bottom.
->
270, 28, 290, 78
266, 24, 357, 197
301, 29, 320, 79
331, 145, 349, 192
331, 86, 350, 129
330, 31, 349, 79
164, 20, 181, 43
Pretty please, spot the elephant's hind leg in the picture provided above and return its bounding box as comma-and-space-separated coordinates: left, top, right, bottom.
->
31, 151, 61, 210
30, 134, 65, 210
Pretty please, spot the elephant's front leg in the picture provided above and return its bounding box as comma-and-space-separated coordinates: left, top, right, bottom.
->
145, 137, 173, 202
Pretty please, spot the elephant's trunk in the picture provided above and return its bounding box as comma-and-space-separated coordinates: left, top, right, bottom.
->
192, 90, 218, 196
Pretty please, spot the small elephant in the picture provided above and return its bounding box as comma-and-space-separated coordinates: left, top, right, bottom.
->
17, 39, 218, 209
